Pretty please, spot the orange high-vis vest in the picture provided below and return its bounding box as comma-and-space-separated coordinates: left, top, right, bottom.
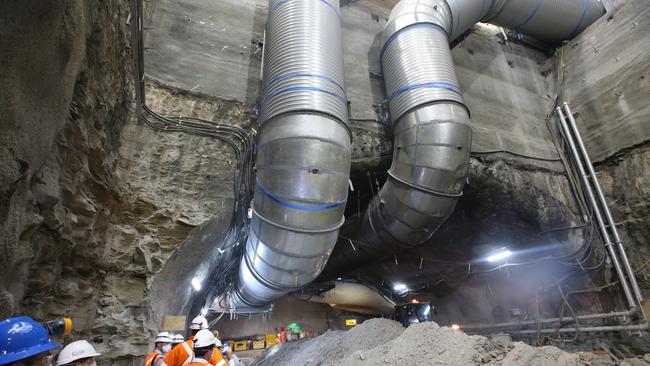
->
184, 358, 210, 366
208, 348, 227, 366
144, 351, 166, 366
164, 337, 194, 366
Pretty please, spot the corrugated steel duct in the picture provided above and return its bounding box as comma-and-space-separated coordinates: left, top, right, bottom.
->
487, 0, 606, 43
359, 0, 604, 251
229, 0, 351, 309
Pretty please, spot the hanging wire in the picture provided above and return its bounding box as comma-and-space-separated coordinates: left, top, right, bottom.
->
129, 0, 256, 303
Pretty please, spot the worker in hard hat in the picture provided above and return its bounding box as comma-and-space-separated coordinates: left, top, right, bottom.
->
0, 317, 61, 366
144, 332, 172, 366
164, 315, 208, 366
207, 337, 228, 366
56, 340, 101, 366
187, 330, 225, 366
172, 334, 184, 345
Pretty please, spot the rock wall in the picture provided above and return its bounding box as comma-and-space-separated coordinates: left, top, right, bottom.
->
0, 1, 250, 362
561, 0, 650, 294
0, 0, 150, 361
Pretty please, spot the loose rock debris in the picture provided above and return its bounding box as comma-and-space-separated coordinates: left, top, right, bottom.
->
252, 319, 650, 366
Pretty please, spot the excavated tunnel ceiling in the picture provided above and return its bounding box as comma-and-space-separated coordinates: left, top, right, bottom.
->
143, 0, 588, 293
141, 0, 647, 311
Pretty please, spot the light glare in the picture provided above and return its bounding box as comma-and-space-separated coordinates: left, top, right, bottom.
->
486, 249, 512, 262
191, 277, 202, 291
393, 283, 408, 292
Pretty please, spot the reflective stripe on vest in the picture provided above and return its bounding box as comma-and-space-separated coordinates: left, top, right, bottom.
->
186, 358, 209, 366
214, 360, 226, 366
181, 341, 194, 366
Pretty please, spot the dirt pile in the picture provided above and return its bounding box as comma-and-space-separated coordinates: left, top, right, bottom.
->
253, 319, 649, 366
252, 318, 404, 366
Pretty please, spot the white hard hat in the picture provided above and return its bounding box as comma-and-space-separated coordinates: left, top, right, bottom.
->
173, 334, 185, 343
214, 338, 222, 347
189, 315, 208, 330
56, 340, 101, 365
193, 329, 216, 348
154, 332, 172, 343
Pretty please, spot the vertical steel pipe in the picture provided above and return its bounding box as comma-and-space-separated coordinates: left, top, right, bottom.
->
555, 107, 636, 309
562, 102, 644, 305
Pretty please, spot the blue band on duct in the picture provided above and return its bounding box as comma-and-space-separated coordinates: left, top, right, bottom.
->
380, 24, 448, 60
271, 0, 341, 20
263, 73, 345, 94
387, 81, 463, 102
261, 86, 348, 105
567, 0, 588, 39
513, 0, 545, 33
256, 179, 347, 211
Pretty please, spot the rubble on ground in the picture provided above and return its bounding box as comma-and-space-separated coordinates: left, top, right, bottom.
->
252, 319, 650, 366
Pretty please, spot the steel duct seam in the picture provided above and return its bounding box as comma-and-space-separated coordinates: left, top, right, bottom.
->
228, 0, 351, 310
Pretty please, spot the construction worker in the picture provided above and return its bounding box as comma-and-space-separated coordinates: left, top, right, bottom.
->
172, 335, 184, 345
163, 315, 207, 366
185, 330, 224, 366
144, 332, 172, 366
0, 317, 61, 366
207, 338, 226, 366
55, 340, 101, 366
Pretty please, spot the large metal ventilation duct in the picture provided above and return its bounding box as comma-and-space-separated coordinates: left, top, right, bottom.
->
359, 0, 605, 251
228, 0, 351, 309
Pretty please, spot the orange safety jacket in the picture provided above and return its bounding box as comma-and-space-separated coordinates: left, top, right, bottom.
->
164, 337, 194, 366
144, 350, 166, 366
208, 348, 227, 366
184, 358, 211, 366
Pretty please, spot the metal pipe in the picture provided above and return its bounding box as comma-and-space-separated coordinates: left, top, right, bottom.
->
325, 0, 607, 276
228, 0, 351, 310
355, 0, 473, 253
555, 107, 636, 309
504, 323, 648, 335
562, 102, 644, 306
459, 309, 636, 331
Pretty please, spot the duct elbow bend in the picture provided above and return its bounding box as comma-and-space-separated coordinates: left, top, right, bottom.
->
365, 103, 471, 247
234, 114, 351, 308
365, 0, 472, 249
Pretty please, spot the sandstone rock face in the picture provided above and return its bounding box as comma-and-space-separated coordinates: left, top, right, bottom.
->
0, 1, 249, 362
597, 144, 650, 287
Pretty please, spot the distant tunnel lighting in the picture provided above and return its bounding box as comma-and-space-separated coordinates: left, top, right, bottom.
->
486, 248, 512, 263
451, 324, 460, 331
393, 283, 408, 292
411, 299, 418, 304
337, 277, 342, 281
191, 277, 202, 291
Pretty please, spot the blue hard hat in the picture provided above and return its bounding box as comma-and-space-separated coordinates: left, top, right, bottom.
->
0, 316, 61, 366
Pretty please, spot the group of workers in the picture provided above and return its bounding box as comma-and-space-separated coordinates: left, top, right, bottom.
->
0, 315, 239, 366
149, 315, 237, 366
